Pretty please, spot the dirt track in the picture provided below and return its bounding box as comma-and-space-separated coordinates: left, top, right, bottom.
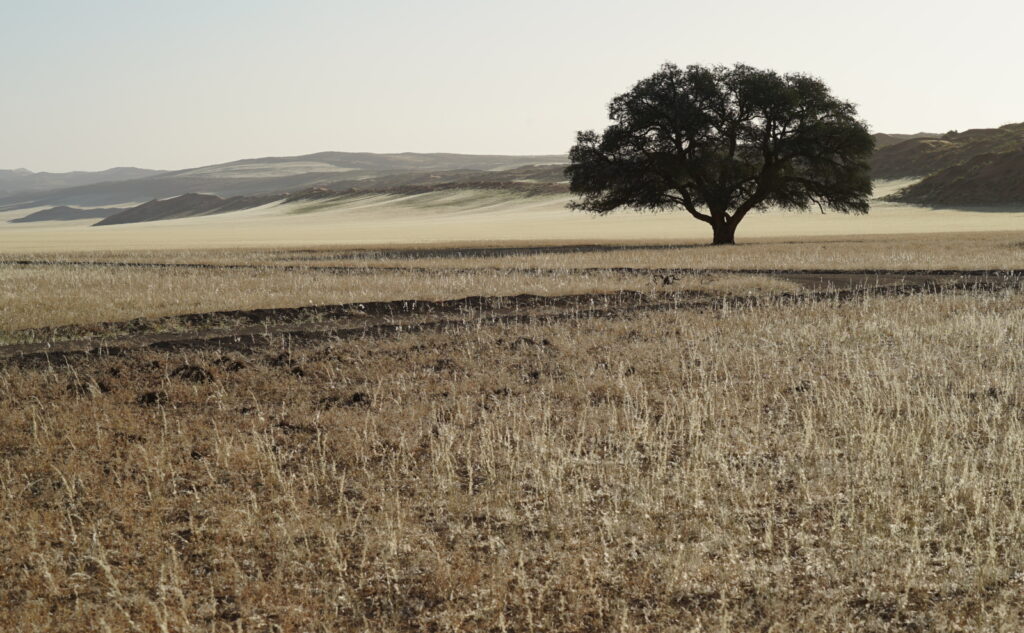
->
2, 270, 1019, 367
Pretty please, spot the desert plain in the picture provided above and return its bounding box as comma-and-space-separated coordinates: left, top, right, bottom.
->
2, 180, 1023, 253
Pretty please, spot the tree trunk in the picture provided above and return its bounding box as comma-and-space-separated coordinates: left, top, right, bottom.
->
711, 219, 736, 245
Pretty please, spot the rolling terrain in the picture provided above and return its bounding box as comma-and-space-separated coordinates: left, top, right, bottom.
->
872, 123, 1024, 179
870, 131, 940, 149
95, 193, 287, 225
8, 205, 124, 223
0, 167, 165, 197
887, 148, 1024, 205
4, 132, 1023, 247
0, 152, 567, 209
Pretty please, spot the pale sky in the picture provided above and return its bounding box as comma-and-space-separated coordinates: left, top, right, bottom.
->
2, 0, 1022, 172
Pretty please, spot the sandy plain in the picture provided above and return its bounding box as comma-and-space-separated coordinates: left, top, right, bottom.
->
1, 180, 1022, 254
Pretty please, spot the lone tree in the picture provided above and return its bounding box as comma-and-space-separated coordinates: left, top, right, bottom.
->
566, 63, 874, 245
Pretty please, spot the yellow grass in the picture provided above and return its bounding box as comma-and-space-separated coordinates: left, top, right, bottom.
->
28, 232, 1015, 271
2, 289, 1022, 631
0, 263, 797, 334
5, 229, 1023, 336
2, 229, 1022, 629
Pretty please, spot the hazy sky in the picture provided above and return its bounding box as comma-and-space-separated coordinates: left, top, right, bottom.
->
3, 0, 1022, 172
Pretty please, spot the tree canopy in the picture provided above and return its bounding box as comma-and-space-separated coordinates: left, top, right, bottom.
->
566, 63, 875, 244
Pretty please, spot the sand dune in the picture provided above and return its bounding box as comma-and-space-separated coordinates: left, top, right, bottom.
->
2, 181, 1022, 254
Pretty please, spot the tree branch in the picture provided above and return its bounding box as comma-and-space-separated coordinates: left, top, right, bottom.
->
669, 190, 712, 223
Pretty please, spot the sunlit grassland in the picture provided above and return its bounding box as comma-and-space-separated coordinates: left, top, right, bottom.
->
5, 231, 1024, 270
0, 263, 797, 336
1, 289, 1022, 631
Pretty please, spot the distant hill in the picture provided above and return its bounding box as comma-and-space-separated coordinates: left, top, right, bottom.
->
872, 123, 1024, 179
0, 152, 568, 210
886, 149, 1024, 206
871, 132, 940, 150
95, 193, 286, 225
319, 164, 567, 193
11, 140, 1018, 213
8, 205, 124, 223
0, 167, 165, 197
91, 165, 569, 226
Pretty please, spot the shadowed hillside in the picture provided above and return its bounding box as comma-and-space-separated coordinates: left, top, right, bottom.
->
95, 193, 286, 225
8, 206, 124, 223
872, 123, 1024, 179
81, 165, 569, 226
887, 149, 1024, 205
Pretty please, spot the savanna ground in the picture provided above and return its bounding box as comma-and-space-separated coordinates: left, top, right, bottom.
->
2, 232, 1024, 631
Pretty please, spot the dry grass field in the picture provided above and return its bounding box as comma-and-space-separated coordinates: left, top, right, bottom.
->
6, 229, 1024, 271
0, 263, 797, 338
3, 232, 1024, 336
2, 238, 1023, 631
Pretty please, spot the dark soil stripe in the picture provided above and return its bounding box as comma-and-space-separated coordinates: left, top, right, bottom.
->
2, 277, 1017, 369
